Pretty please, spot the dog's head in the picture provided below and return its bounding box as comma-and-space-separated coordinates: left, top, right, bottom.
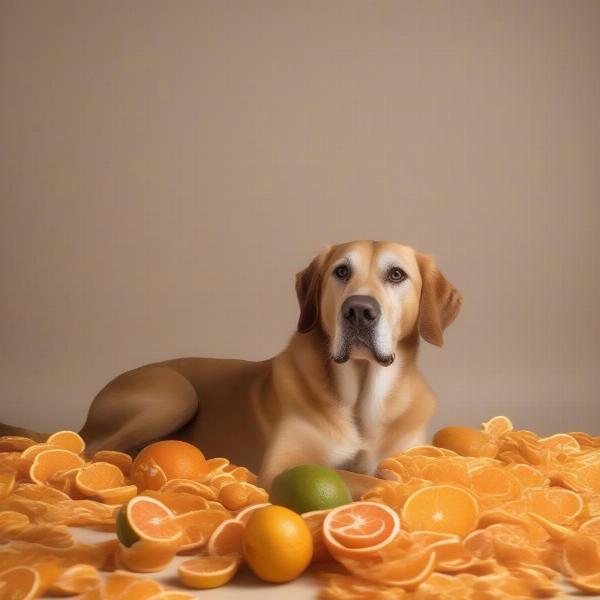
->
295, 240, 462, 366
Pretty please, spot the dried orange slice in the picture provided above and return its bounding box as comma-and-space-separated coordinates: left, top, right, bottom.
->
0, 472, 16, 499
323, 501, 400, 557
29, 448, 85, 485
75, 461, 125, 496
401, 484, 479, 537
46, 430, 86, 454
0, 565, 42, 599
116, 496, 182, 547
178, 554, 241, 589
92, 450, 133, 475
207, 518, 245, 556
171, 509, 230, 553
48, 564, 101, 595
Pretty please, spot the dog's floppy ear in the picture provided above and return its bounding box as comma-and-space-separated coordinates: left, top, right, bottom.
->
295, 246, 331, 334
416, 253, 462, 347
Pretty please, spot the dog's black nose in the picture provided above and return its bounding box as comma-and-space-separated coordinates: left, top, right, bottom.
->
342, 295, 381, 328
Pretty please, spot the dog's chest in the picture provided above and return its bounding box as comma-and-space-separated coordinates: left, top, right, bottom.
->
332, 359, 403, 438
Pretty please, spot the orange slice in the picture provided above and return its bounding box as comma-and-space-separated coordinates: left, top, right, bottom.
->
142, 490, 211, 514
116, 496, 182, 547
97, 484, 138, 505
178, 554, 241, 589
29, 448, 85, 484
569, 573, 600, 594
148, 593, 196, 600
323, 501, 400, 557
235, 502, 271, 524
563, 533, 600, 578
0, 436, 36, 452
92, 450, 133, 475
579, 516, 600, 537
171, 509, 230, 553
302, 509, 332, 562
116, 539, 177, 573
48, 564, 101, 595
470, 467, 522, 502
46, 430, 86, 454
401, 484, 479, 537
527, 487, 583, 524
482, 416, 513, 438
218, 482, 269, 511
160, 479, 217, 500
0, 472, 16, 499
207, 518, 245, 556
0, 566, 43, 600
76, 461, 126, 497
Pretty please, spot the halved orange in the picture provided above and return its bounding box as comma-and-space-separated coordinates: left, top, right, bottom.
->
116, 496, 182, 547
178, 554, 241, 589
0, 565, 42, 600
29, 449, 85, 484
401, 484, 479, 537
75, 462, 125, 496
207, 518, 245, 556
323, 501, 400, 557
46, 430, 86, 454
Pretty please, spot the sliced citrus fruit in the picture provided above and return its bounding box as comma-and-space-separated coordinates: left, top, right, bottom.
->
302, 509, 332, 562
46, 430, 86, 454
116, 496, 182, 547
432, 427, 498, 458
569, 573, 600, 594
218, 482, 269, 511
178, 554, 241, 589
527, 487, 583, 524
0, 472, 16, 499
148, 593, 195, 600
142, 490, 211, 514
482, 416, 513, 438
579, 516, 600, 537
48, 564, 101, 595
563, 532, 600, 578
207, 518, 245, 556
0, 565, 42, 600
170, 509, 229, 553
76, 461, 126, 497
323, 501, 400, 557
97, 484, 138, 505
116, 539, 177, 573
92, 450, 132, 474
235, 502, 270, 524
402, 484, 479, 537
29, 448, 85, 484
160, 479, 217, 500
0, 436, 36, 452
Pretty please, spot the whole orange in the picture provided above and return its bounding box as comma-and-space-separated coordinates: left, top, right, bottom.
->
131, 440, 208, 490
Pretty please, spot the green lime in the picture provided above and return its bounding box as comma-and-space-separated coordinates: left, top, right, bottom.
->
269, 464, 352, 514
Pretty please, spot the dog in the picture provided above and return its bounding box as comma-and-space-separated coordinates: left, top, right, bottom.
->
1, 240, 462, 495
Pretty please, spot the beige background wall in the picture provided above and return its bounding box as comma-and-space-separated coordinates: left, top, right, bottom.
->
1, 1, 598, 440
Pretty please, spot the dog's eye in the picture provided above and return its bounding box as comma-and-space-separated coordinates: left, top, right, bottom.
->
387, 267, 408, 283
333, 265, 351, 281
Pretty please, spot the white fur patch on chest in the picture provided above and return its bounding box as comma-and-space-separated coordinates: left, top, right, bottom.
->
333, 358, 402, 439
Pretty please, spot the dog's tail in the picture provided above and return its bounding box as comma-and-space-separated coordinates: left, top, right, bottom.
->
0, 421, 48, 442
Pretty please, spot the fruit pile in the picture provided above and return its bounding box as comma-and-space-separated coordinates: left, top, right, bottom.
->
0, 417, 598, 599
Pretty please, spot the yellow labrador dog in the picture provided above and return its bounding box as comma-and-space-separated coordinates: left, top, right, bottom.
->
2, 240, 461, 493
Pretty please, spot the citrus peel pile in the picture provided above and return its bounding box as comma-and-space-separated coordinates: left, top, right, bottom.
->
0, 417, 599, 599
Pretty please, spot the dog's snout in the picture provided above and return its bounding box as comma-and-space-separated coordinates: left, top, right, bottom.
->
342, 295, 381, 328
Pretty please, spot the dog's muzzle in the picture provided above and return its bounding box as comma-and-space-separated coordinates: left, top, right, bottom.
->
334, 295, 394, 366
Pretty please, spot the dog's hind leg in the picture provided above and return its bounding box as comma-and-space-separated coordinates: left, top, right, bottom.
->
79, 365, 198, 454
